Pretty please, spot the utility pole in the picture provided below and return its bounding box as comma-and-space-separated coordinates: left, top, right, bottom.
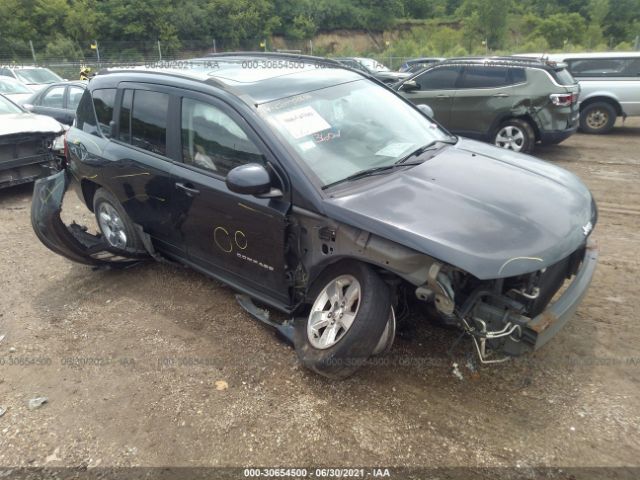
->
213, 38, 217, 53
157, 40, 162, 61
29, 40, 37, 64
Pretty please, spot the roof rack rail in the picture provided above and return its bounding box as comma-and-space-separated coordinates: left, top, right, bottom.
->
203, 51, 341, 67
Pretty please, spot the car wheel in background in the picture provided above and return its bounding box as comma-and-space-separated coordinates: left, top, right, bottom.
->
294, 260, 393, 379
93, 188, 143, 251
493, 119, 535, 153
579, 102, 616, 134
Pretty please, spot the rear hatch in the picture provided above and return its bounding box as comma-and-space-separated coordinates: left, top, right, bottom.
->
547, 64, 580, 127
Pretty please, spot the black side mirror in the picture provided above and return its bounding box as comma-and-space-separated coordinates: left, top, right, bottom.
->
226, 163, 276, 197
400, 80, 420, 92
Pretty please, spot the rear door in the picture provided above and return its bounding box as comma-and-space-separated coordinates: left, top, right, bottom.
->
170, 93, 291, 305
448, 66, 521, 139
401, 65, 462, 125
105, 84, 184, 253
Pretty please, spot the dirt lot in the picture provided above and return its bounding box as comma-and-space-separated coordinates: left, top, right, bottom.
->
0, 120, 639, 476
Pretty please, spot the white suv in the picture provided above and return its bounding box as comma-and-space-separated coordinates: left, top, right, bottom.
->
519, 52, 640, 134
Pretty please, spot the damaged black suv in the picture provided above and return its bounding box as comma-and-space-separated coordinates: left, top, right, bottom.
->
31, 53, 598, 379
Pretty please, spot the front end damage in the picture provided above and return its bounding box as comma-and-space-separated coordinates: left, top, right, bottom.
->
292, 211, 598, 363
450, 240, 598, 362
31, 170, 147, 268
0, 130, 61, 189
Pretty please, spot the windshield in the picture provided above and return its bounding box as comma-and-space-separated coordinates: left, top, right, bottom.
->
0, 95, 23, 114
259, 80, 451, 188
14, 68, 62, 84
0, 77, 32, 94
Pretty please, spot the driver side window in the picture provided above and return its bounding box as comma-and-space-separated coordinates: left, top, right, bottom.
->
415, 66, 462, 90
180, 98, 263, 177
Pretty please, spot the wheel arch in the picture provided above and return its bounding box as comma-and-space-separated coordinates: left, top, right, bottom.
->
80, 178, 100, 212
490, 114, 541, 142
580, 95, 623, 116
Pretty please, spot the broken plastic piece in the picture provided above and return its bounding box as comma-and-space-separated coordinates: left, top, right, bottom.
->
28, 397, 48, 410
31, 170, 148, 268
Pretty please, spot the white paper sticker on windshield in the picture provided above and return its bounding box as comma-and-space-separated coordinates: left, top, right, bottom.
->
375, 142, 415, 157
275, 106, 331, 139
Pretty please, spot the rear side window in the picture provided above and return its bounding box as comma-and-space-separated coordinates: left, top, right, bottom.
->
567, 57, 640, 77
551, 68, 576, 85
130, 90, 169, 156
118, 89, 133, 143
416, 66, 461, 90
92, 89, 116, 137
67, 86, 85, 110
75, 90, 98, 135
509, 68, 526, 84
458, 67, 509, 89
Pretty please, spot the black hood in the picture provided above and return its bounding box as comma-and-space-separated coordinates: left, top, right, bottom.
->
322, 139, 596, 280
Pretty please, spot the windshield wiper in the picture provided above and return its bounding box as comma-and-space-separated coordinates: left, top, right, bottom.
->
321, 161, 423, 190
395, 139, 456, 165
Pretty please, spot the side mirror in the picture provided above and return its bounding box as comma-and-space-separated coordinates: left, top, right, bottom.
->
23, 103, 34, 111
226, 163, 276, 196
417, 104, 434, 118
400, 80, 420, 92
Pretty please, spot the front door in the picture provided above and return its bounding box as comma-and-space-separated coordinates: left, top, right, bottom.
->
401, 65, 462, 126
170, 94, 291, 305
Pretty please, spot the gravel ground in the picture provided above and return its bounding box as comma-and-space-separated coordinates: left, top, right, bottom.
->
0, 121, 639, 476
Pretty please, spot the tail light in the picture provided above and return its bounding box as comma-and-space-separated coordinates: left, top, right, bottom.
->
550, 93, 577, 107
63, 129, 69, 166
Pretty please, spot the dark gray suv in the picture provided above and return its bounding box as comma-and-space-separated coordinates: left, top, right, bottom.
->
394, 57, 580, 153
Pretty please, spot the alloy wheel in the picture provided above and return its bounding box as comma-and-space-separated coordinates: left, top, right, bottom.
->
495, 125, 525, 152
97, 202, 128, 249
308, 275, 361, 349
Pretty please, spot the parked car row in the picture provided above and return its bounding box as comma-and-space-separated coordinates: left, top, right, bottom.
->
25, 52, 598, 380
520, 52, 640, 134
393, 56, 580, 153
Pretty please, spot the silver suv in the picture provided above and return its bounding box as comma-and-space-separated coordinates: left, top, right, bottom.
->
523, 52, 640, 134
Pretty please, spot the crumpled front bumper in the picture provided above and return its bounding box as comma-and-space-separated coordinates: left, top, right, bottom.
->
31, 170, 147, 267
502, 239, 599, 355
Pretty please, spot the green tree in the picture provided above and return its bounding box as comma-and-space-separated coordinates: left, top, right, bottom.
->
458, 0, 513, 50
534, 12, 586, 48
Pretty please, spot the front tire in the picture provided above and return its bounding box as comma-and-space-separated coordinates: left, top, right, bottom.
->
579, 102, 616, 134
295, 261, 392, 379
494, 118, 535, 153
93, 188, 143, 251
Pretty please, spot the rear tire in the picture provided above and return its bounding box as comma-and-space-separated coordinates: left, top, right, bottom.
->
93, 188, 143, 251
493, 118, 535, 153
579, 102, 616, 134
294, 261, 392, 379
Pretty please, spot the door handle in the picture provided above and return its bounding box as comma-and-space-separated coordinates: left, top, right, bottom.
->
175, 182, 200, 196
436, 94, 450, 98
493, 93, 509, 97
